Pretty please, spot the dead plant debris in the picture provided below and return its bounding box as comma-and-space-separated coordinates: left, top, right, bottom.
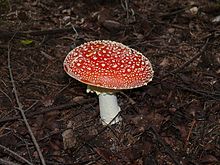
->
0, 0, 219, 164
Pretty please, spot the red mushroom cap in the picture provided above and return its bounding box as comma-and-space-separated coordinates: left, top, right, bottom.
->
64, 40, 153, 89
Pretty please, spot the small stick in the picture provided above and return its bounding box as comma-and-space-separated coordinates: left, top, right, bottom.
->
185, 119, 196, 147
71, 24, 79, 38
163, 38, 210, 77
0, 27, 81, 38
119, 92, 136, 105
7, 45, 46, 165
0, 144, 33, 165
0, 98, 96, 124
0, 88, 13, 104
177, 84, 219, 100
160, 6, 191, 17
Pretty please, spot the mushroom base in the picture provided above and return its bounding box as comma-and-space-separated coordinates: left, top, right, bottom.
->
99, 93, 121, 125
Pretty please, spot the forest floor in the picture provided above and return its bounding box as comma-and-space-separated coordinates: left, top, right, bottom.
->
0, 0, 220, 164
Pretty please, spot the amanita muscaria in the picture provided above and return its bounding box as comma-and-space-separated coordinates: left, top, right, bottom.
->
64, 40, 153, 125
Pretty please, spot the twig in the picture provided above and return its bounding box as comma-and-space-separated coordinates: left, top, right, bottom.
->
0, 27, 81, 38
119, 92, 136, 105
7, 45, 46, 164
159, 5, 192, 17
0, 144, 33, 165
121, 0, 130, 19
160, 79, 219, 100
177, 84, 220, 100
0, 98, 96, 124
40, 51, 55, 60
163, 38, 210, 77
0, 88, 13, 104
25, 100, 39, 112
32, 78, 67, 87
185, 119, 196, 147
71, 24, 79, 38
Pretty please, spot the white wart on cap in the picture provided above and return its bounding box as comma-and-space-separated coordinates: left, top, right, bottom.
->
64, 40, 153, 89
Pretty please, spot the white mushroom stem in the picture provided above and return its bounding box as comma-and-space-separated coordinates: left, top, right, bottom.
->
99, 93, 121, 125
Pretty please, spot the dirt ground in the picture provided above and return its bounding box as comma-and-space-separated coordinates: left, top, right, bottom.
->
0, 0, 220, 164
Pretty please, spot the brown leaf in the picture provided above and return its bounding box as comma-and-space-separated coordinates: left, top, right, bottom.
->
72, 96, 84, 102
129, 115, 144, 125
62, 129, 77, 150
101, 20, 122, 32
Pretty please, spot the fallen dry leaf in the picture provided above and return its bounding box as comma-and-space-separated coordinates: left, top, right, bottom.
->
101, 20, 122, 32
62, 129, 77, 150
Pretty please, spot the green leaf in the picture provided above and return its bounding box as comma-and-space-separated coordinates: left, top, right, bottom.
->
20, 39, 33, 45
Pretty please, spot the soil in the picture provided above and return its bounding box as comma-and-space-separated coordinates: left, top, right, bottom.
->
0, 0, 220, 165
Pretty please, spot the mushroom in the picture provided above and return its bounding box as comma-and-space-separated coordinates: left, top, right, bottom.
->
63, 40, 153, 125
